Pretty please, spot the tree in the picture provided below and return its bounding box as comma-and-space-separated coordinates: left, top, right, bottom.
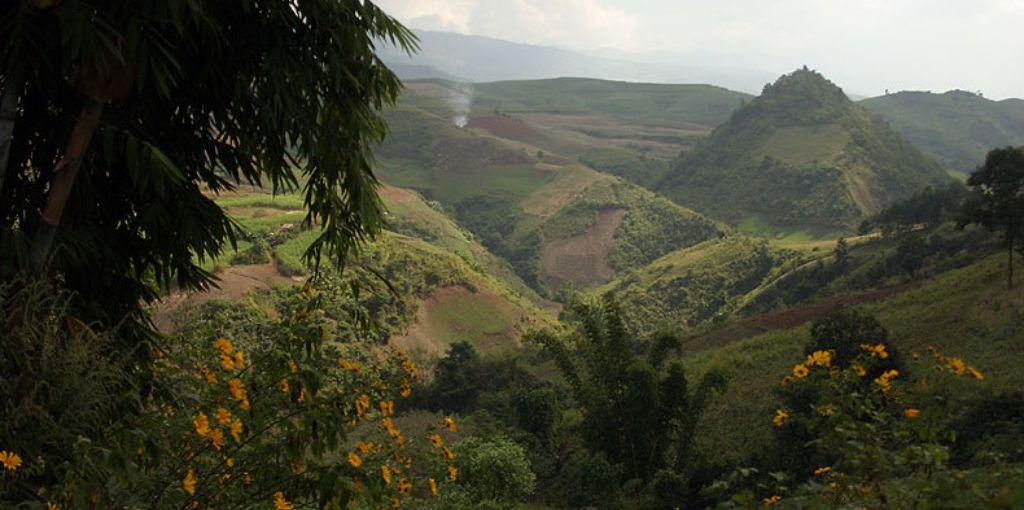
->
958, 147, 1024, 288
528, 293, 726, 484
0, 1, 414, 335
833, 236, 850, 273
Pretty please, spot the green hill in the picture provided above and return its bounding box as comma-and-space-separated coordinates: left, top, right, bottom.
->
178, 188, 556, 357
682, 251, 1023, 468
600, 236, 799, 334
473, 77, 751, 129
400, 78, 748, 187
861, 90, 1024, 175
376, 102, 725, 295
657, 69, 950, 230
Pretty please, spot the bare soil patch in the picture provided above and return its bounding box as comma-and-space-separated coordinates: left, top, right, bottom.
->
390, 284, 525, 357
152, 262, 297, 332
540, 208, 626, 289
379, 185, 419, 204
467, 115, 541, 139
682, 282, 919, 353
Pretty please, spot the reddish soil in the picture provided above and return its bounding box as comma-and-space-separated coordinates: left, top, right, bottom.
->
152, 262, 297, 332
467, 116, 541, 139
379, 185, 418, 204
682, 282, 920, 353
540, 208, 626, 290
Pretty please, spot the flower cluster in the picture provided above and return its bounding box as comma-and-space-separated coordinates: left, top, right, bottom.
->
927, 345, 984, 380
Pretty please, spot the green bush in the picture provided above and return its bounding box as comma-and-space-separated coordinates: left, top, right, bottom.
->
452, 437, 536, 504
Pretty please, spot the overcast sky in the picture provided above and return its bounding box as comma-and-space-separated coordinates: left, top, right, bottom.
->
375, 0, 1024, 99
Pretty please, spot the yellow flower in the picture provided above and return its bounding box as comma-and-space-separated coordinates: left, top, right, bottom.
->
348, 452, 362, 468
289, 360, 298, 374
773, 409, 789, 427
194, 412, 211, 437
210, 428, 225, 450
763, 495, 781, 507
230, 418, 243, 442
47, 503, 59, 510
947, 358, 967, 375
215, 407, 232, 425
447, 465, 458, 481
183, 468, 197, 495
380, 400, 394, 417
213, 337, 233, 355
814, 466, 832, 476
903, 408, 920, 419
381, 465, 392, 485
398, 478, 413, 495
356, 394, 371, 416
429, 478, 438, 496
442, 447, 455, 461
444, 417, 457, 432
806, 350, 833, 368
874, 369, 899, 391
273, 491, 294, 510
400, 379, 412, 398
859, 343, 889, 359
792, 364, 809, 378
430, 434, 444, 449
968, 366, 985, 381
852, 364, 867, 377
233, 350, 245, 368
0, 450, 23, 471
228, 379, 247, 403
356, 441, 374, 454
383, 418, 400, 438
280, 378, 290, 393
220, 353, 236, 371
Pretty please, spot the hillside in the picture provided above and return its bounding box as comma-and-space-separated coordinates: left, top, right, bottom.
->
166, 188, 554, 357
473, 77, 751, 130
376, 101, 725, 294
657, 69, 950, 230
401, 78, 746, 187
861, 90, 1024, 174
683, 252, 1024, 467
600, 236, 799, 334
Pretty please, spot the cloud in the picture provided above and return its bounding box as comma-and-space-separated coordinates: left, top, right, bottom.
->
376, 0, 640, 50
374, 0, 1023, 99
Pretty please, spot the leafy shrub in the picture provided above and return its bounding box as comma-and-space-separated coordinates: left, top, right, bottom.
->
1, 276, 449, 509
451, 437, 536, 504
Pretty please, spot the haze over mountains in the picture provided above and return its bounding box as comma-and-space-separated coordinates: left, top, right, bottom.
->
380, 30, 779, 94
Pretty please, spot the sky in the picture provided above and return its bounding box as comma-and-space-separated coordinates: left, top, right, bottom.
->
374, 0, 1024, 99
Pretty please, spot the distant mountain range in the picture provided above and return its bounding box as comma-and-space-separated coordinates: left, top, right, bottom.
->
380, 30, 778, 94
861, 90, 1024, 174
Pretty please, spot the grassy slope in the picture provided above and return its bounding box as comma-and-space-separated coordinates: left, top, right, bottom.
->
684, 253, 1024, 467
658, 69, 950, 230
210, 189, 553, 356
861, 90, 1024, 174
600, 236, 799, 334
375, 101, 724, 294
402, 78, 747, 188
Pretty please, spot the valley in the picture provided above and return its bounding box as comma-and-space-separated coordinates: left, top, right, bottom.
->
5, 8, 1024, 508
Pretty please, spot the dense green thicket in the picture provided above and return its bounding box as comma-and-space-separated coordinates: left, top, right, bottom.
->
577, 147, 672, 187
0, 0, 412, 339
